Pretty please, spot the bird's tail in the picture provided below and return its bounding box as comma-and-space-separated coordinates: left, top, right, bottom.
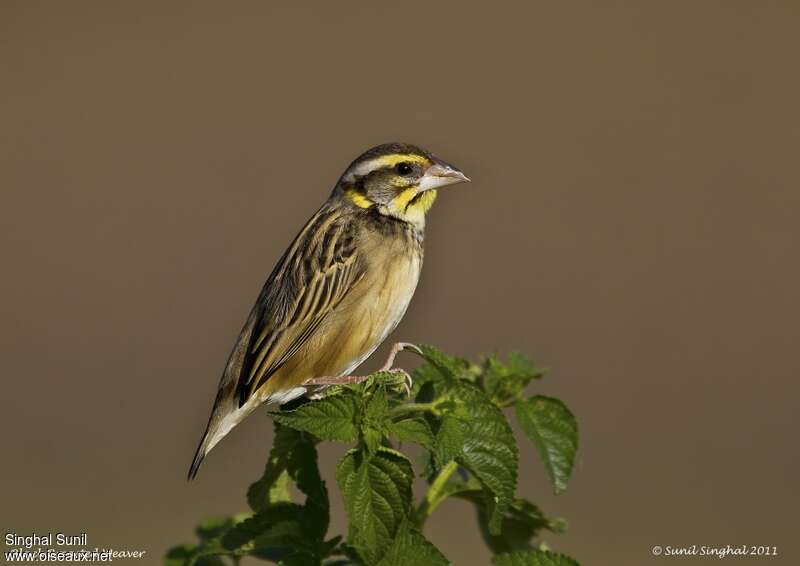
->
187, 431, 211, 480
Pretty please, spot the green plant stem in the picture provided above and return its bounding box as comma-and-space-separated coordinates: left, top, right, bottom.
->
415, 460, 459, 527
388, 402, 439, 418
497, 396, 522, 408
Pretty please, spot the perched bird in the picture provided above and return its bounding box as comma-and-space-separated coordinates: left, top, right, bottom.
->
188, 142, 469, 479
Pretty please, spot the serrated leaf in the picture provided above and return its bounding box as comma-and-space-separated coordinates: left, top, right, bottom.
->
434, 414, 464, 466
507, 352, 539, 378
364, 386, 390, 420
375, 520, 449, 566
222, 504, 302, 551
186, 550, 228, 566
493, 549, 579, 566
278, 551, 321, 566
195, 516, 236, 542
409, 365, 446, 402
288, 442, 329, 542
386, 417, 434, 449
171, 344, 577, 566
272, 394, 358, 442
246, 423, 330, 549
336, 447, 414, 564
253, 519, 305, 550
415, 344, 474, 382
362, 387, 391, 452
482, 353, 544, 405
248, 424, 299, 512
452, 384, 519, 535
363, 426, 386, 453
164, 544, 196, 566
268, 470, 293, 504
515, 396, 578, 494
458, 492, 554, 554
166, 516, 250, 565
320, 536, 343, 557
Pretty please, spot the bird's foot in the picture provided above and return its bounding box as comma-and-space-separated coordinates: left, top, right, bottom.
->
304, 369, 412, 397
377, 367, 413, 397
304, 342, 420, 397
375, 342, 419, 396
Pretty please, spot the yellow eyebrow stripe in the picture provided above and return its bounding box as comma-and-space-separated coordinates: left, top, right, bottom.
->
346, 153, 431, 180
373, 154, 429, 168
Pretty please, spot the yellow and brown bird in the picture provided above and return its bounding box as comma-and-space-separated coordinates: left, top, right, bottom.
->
188, 142, 469, 478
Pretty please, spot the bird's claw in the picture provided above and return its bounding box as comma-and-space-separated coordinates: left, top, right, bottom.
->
382, 368, 413, 397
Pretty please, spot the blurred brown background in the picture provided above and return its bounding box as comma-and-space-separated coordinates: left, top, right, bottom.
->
1, 2, 798, 564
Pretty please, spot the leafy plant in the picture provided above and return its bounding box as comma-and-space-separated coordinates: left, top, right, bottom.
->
167, 345, 579, 565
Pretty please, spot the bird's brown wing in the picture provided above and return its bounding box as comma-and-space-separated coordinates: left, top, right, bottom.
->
236, 208, 363, 406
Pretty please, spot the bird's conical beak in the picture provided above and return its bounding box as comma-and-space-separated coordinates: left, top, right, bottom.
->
418, 159, 470, 192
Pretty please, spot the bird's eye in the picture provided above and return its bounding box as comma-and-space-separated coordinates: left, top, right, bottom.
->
396, 162, 413, 176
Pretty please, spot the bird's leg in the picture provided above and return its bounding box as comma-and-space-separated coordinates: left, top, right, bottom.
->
375, 342, 420, 395
305, 374, 372, 386
379, 342, 421, 372
304, 342, 420, 396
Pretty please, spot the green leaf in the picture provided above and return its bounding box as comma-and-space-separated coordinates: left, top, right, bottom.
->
164, 543, 231, 565
482, 353, 544, 404
375, 521, 449, 566
493, 549, 579, 566
336, 447, 414, 564
507, 352, 540, 378
195, 516, 236, 542
164, 545, 196, 566
269, 470, 293, 504
362, 387, 391, 452
362, 426, 383, 453
515, 396, 578, 494
253, 518, 306, 551
248, 424, 299, 512
166, 516, 250, 564
288, 440, 329, 543
452, 384, 519, 535
184, 550, 229, 566
386, 417, 434, 449
458, 492, 555, 554
246, 423, 330, 550
221, 504, 302, 551
434, 414, 464, 466
415, 344, 474, 382
170, 344, 578, 566
272, 394, 359, 442
277, 551, 321, 566
409, 365, 447, 401
364, 386, 390, 420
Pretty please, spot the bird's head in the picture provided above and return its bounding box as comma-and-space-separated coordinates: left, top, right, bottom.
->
336, 143, 469, 228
